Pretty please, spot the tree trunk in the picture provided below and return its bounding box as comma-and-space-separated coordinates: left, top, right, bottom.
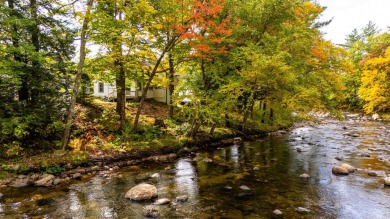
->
29, 0, 40, 103
115, 61, 126, 130
133, 52, 166, 132
168, 53, 175, 117
209, 123, 217, 135
114, 10, 126, 131
62, 0, 93, 150
261, 101, 267, 123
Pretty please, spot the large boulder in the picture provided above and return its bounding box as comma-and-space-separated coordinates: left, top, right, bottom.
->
332, 166, 349, 175
125, 183, 157, 201
35, 174, 55, 187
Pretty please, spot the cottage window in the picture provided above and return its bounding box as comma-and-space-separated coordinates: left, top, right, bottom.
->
98, 82, 104, 93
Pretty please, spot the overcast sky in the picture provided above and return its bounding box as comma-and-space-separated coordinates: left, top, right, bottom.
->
316, 0, 390, 45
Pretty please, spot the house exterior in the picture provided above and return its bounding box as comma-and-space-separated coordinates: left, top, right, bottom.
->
92, 80, 171, 104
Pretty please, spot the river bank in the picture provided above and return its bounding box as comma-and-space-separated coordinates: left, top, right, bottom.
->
1, 111, 387, 189
0, 117, 389, 218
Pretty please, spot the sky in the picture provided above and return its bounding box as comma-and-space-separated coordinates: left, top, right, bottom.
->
316, 0, 390, 45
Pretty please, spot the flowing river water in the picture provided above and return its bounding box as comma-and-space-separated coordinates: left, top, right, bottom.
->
0, 120, 389, 218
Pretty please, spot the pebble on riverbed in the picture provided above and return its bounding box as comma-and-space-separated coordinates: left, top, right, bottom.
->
176, 195, 189, 202
299, 173, 310, 179
273, 209, 282, 216
296, 207, 310, 213
143, 205, 160, 218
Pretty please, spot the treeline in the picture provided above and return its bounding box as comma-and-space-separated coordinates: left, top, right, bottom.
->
0, 0, 387, 155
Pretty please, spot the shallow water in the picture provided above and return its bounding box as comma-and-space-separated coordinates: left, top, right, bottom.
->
1, 121, 390, 218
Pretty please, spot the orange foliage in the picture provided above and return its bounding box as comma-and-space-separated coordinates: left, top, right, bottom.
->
176, 0, 235, 58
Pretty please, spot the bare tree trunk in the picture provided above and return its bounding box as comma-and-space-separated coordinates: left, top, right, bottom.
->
133, 34, 179, 132
62, 0, 93, 150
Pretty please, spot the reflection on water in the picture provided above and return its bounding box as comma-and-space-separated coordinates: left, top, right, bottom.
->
175, 159, 198, 200
0, 121, 389, 218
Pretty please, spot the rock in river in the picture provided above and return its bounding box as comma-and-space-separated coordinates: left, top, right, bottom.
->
239, 185, 251, 191
143, 205, 159, 218
299, 173, 310, 179
332, 166, 349, 175
154, 198, 170, 205
384, 177, 390, 186
273, 209, 283, 216
341, 163, 355, 173
176, 195, 189, 202
35, 174, 55, 187
125, 183, 158, 201
297, 207, 310, 213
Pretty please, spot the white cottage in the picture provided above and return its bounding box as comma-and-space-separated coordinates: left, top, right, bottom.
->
92, 80, 170, 103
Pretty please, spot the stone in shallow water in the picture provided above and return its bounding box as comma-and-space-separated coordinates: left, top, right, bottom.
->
176, 195, 189, 202
296, 207, 310, 213
384, 177, 390, 186
341, 163, 355, 173
273, 209, 282, 216
154, 198, 170, 205
299, 173, 310, 179
143, 205, 159, 218
239, 185, 250, 191
332, 166, 349, 175
125, 183, 157, 201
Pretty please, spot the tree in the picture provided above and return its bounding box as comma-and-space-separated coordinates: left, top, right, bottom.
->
62, 0, 93, 150
358, 45, 390, 113
0, 0, 75, 149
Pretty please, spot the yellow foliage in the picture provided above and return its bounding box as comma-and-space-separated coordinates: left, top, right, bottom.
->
358, 47, 390, 113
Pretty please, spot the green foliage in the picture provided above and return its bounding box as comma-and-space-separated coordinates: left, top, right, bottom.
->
42, 165, 65, 175
70, 152, 88, 166
119, 123, 162, 142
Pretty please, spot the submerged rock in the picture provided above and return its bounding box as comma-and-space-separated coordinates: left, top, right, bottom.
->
176, 195, 189, 202
332, 166, 349, 175
143, 205, 159, 218
341, 163, 355, 173
154, 198, 170, 205
367, 171, 378, 177
125, 183, 158, 201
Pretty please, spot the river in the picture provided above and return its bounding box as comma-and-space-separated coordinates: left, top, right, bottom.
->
0, 120, 389, 218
